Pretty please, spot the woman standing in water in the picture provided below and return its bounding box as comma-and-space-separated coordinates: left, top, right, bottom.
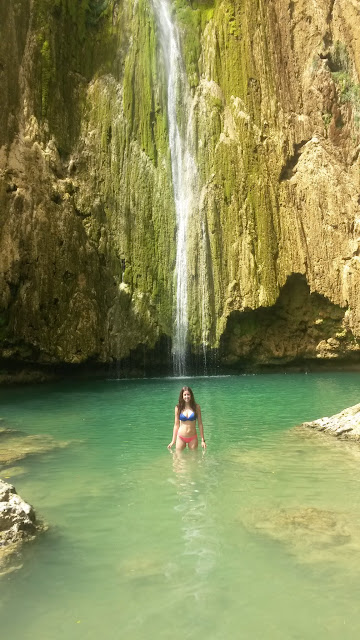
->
168, 386, 206, 450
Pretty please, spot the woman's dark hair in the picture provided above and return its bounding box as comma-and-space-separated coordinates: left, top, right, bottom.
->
177, 386, 197, 415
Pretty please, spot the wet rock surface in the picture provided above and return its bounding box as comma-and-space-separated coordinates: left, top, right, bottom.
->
299, 403, 360, 440
0, 480, 45, 575
0, 420, 73, 572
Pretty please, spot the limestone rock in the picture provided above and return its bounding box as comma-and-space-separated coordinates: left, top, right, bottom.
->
299, 403, 360, 440
0, 480, 45, 574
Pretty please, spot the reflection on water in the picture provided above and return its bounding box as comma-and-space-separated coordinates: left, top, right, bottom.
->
170, 450, 218, 588
1, 374, 360, 638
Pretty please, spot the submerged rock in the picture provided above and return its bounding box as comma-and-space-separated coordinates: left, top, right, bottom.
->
299, 403, 360, 441
0, 430, 70, 467
0, 467, 26, 480
0, 480, 45, 575
251, 507, 350, 546
243, 506, 352, 564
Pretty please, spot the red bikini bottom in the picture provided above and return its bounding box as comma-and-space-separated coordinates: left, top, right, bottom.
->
178, 434, 198, 444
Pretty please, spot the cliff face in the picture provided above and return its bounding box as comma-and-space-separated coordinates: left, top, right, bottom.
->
1, 0, 360, 374
0, 0, 174, 368
185, 0, 360, 365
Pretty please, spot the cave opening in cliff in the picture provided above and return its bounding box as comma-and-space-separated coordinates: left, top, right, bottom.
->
219, 273, 359, 371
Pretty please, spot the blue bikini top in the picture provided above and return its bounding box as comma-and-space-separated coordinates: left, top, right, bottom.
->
179, 411, 196, 422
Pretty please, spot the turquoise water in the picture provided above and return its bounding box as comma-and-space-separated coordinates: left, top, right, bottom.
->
1, 373, 360, 639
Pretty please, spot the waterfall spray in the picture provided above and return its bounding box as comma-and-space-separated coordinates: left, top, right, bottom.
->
152, 0, 198, 377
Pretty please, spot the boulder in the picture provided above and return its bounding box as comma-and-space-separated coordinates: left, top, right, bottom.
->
0, 480, 45, 574
299, 403, 360, 441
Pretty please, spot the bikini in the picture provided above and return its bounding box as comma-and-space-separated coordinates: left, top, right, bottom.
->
178, 411, 197, 443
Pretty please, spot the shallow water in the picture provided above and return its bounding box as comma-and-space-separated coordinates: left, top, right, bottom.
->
1, 373, 360, 639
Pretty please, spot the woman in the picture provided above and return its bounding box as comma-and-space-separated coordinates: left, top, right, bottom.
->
168, 386, 206, 450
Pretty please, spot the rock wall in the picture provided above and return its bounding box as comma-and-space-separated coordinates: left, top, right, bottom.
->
184, 0, 360, 363
0, 0, 174, 371
1, 0, 360, 374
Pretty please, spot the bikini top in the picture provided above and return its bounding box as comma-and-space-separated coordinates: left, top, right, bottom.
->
179, 411, 196, 422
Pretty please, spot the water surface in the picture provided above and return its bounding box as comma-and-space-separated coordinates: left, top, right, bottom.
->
1, 373, 360, 639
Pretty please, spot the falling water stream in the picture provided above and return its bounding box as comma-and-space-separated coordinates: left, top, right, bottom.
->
153, 0, 198, 376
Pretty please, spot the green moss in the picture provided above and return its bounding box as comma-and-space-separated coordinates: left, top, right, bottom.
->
40, 39, 52, 115
7, 0, 305, 359
172, 0, 214, 87
31, 0, 126, 151
123, 266, 133, 285
185, 0, 281, 347
80, 0, 176, 339
322, 112, 332, 129
330, 41, 351, 73
329, 42, 360, 128
123, 0, 166, 162
332, 71, 359, 103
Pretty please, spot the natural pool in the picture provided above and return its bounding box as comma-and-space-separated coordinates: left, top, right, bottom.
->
1, 373, 360, 639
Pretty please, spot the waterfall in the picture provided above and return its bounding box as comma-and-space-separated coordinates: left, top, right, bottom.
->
152, 0, 198, 377
200, 220, 209, 374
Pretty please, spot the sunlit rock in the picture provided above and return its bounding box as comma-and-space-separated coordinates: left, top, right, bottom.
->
300, 403, 360, 440
0, 480, 45, 575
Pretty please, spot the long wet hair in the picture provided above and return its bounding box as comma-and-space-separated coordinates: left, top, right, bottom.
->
177, 386, 197, 415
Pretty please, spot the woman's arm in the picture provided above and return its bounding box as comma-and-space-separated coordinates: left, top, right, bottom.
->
168, 406, 180, 448
197, 405, 206, 449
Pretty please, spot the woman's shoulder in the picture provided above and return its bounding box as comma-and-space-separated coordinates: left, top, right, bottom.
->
195, 403, 201, 411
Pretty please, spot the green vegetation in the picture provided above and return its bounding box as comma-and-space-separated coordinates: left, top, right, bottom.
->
184, 0, 281, 346
330, 41, 351, 73
173, 0, 214, 87
322, 112, 332, 130
330, 42, 360, 128
81, 0, 176, 338
40, 40, 52, 115
31, 0, 123, 150
332, 71, 360, 106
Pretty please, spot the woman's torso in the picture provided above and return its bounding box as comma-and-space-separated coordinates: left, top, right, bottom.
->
178, 406, 197, 437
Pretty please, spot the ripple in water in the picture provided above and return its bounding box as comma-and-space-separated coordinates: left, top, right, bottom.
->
1, 373, 360, 638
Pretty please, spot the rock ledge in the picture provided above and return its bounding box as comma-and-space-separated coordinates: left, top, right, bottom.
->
300, 403, 360, 440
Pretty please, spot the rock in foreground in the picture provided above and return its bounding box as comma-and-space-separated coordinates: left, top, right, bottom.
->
0, 480, 45, 574
300, 403, 360, 440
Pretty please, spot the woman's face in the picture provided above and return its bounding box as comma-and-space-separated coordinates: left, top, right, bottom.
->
182, 390, 191, 403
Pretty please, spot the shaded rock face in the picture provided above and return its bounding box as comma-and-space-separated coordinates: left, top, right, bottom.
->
220, 273, 360, 368
0, 0, 174, 373
1, 0, 360, 373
